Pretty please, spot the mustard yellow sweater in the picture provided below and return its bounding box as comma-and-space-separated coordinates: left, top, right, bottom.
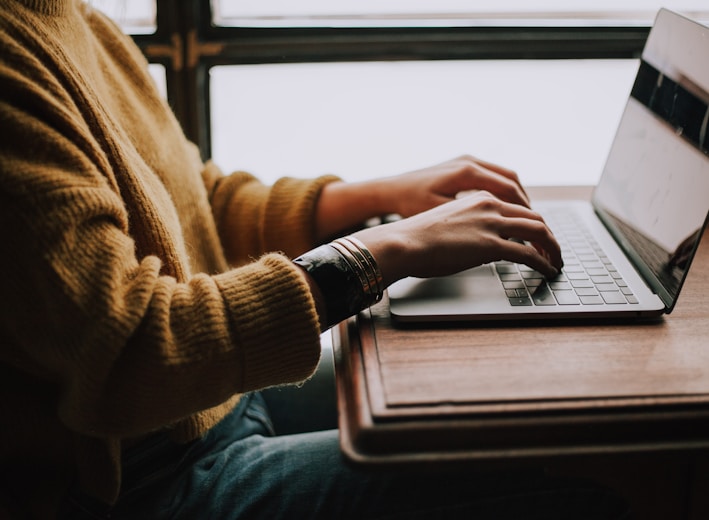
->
0, 0, 338, 513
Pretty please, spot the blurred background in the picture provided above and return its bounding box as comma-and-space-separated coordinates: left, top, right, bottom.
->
94, 0, 709, 186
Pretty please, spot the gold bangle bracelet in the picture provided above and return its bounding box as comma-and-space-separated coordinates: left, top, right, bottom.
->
329, 241, 374, 301
341, 236, 383, 300
332, 238, 378, 298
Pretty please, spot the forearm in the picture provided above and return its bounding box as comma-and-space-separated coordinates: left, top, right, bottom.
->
210, 171, 341, 261
315, 178, 393, 242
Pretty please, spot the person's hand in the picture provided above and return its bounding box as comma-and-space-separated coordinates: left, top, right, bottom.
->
352, 189, 562, 287
315, 155, 530, 241
377, 155, 531, 217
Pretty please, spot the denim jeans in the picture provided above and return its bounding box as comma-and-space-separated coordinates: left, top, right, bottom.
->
60, 388, 630, 520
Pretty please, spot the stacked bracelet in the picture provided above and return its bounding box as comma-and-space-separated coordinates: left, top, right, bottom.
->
293, 236, 384, 329
330, 237, 383, 304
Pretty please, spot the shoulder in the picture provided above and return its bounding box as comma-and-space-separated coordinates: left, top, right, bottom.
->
81, 2, 151, 70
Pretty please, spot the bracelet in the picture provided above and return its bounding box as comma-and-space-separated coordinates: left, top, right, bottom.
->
293, 237, 383, 328
332, 237, 384, 303
346, 235, 384, 299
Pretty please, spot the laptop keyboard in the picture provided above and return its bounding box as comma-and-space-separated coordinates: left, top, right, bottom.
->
494, 208, 638, 307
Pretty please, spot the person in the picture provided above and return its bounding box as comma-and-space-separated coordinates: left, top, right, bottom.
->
0, 1, 629, 518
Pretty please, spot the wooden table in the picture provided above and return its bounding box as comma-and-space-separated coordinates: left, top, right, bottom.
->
333, 186, 709, 519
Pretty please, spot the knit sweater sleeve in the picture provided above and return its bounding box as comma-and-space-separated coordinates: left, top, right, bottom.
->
202, 161, 341, 264
0, 21, 321, 438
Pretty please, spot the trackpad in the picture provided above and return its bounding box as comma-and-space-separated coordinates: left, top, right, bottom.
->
388, 264, 496, 301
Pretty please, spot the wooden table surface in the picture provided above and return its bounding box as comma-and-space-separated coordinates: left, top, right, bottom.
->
344, 185, 709, 417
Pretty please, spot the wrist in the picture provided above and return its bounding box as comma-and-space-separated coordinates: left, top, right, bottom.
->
351, 224, 411, 288
316, 179, 392, 240
293, 238, 383, 330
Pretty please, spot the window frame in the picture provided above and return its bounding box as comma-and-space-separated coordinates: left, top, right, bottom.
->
134, 0, 654, 161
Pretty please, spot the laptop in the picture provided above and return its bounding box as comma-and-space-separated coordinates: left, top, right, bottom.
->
388, 8, 709, 324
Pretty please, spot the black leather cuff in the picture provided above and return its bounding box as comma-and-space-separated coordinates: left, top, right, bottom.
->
293, 244, 368, 328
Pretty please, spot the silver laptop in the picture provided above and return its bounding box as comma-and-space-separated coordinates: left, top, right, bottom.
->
389, 8, 709, 324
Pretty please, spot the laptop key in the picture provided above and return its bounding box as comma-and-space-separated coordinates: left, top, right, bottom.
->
579, 295, 604, 305
553, 290, 581, 305
601, 291, 628, 304
508, 297, 533, 306
500, 273, 523, 281
549, 281, 572, 291
591, 275, 614, 284
562, 265, 585, 272
582, 261, 605, 269
530, 284, 557, 306
502, 280, 526, 290
571, 279, 595, 288
521, 270, 543, 279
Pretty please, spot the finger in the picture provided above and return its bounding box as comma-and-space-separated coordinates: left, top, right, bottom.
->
496, 200, 546, 223
463, 156, 529, 202
496, 214, 563, 270
462, 163, 530, 208
461, 195, 562, 270
470, 156, 520, 181
496, 239, 561, 279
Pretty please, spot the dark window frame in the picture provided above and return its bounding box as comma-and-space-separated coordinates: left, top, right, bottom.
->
133, 0, 650, 161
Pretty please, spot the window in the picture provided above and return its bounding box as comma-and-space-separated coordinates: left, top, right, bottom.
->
100, 1, 709, 185
210, 60, 638, 186
214, 0, 709, 27
92, 0, 156, 34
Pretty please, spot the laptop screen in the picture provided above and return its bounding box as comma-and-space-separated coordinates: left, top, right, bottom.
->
592, 9, 709, 311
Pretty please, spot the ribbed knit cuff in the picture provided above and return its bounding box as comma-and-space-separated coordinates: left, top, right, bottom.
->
264, 175, 341, 255
213, 253, 322, 391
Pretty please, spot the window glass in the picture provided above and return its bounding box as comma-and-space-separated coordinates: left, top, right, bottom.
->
210, 59, 638, 186
214, 0, 709, 27
91, 0, 156, 34
148, 64, 167, 99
